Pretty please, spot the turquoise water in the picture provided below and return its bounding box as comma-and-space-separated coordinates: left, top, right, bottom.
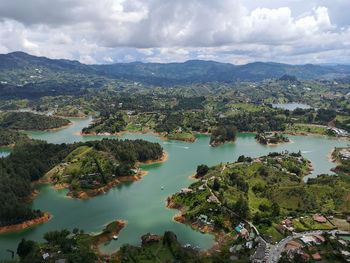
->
0, 117, 348, 259
272, 103, 311, 110
0, 147, 12, 158
339, 235, 350, 241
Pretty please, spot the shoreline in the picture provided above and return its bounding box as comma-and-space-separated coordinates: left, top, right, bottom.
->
41, 121, 74, 132
209, 138, 237, 147
79, 130, 166, 137
283, 131, 350, 141
19, 121, 74, 133
53, 114, 91, 119
328, 148, 350, 176
255, 138, 292, 146
166, 196, 227, 256
136, 151, 168, 167
0, 212, 52, 235
159, 136, 197, 143
41, 151, 167, 200
66, 172, 149, 199
80, 130, 198, 143
0, 143, 15, 148
90, 220, 126, 258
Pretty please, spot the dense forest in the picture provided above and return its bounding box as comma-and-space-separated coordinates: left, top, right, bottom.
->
0, 112, 70, 131
0, 129, 28, 146
0, 139, 163, 227
210, 125, 237, 146
0, 140, 76, 227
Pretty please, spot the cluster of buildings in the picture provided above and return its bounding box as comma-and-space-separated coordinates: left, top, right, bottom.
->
284, 231, 350, 262
40, 248, 67, 262
339, 149, 350, 160
250, 237, 268, 263
284, 234, 326, 260
229, 223, 256, 257
328, 127, 349, 137
275, 214, 328, 235
197, 214, 214, 227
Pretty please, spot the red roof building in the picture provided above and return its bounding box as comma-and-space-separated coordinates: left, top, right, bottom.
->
312, 253, 321, 261
313, 214, 327, 223
284, 219, 293, 227
313, 234, 326, 243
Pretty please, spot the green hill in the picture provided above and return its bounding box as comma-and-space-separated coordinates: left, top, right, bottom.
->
0, 111, 70, 131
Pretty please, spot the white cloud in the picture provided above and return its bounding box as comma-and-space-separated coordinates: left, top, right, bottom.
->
0, 0, 349, 64
103, 56, 114, 63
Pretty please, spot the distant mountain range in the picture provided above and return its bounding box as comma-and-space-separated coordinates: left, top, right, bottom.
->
2, 51, 350, 83
1, 51, 350, 98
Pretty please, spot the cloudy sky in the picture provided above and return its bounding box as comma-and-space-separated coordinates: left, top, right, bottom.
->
0, 0, 349, 65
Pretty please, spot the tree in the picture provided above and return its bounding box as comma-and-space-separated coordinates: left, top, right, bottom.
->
237, 155, 245, 162
17, 239, 35, 259
271, 202, 280, 217
213, 178, 220, 191
234, 195, 250, 219
196, 164, 209, 177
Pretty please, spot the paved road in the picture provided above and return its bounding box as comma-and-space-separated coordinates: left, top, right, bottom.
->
267, 230, 338, 263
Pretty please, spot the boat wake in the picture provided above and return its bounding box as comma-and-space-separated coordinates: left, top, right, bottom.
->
301, 150, 312, 154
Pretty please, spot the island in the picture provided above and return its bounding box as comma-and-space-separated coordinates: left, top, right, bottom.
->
255, 132, 290, 145
0, 138, 164, 233
209, 125, 237, 147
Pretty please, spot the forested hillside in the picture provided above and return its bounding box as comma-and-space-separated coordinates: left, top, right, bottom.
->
0, 139, 163, 227
1, 52, 350, 99
0, 112, 70, 131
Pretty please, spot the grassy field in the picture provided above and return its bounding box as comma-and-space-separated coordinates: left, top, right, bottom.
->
292, 218, 334, 232
285, 123, 329, 135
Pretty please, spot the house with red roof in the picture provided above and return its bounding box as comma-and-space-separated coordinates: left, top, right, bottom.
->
313, 214, 327, 223
312, 253, 322, 261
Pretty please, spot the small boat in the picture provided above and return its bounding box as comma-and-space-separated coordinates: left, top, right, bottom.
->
113, 235, 118, 240
200, 230, 205, 234
161, 186, 164, 190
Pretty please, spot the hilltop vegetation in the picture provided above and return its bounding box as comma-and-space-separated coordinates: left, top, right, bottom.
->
0, 139, 163, 228
80, 93, 349, 145
0, 111, 70, 131
2, 52, 350, 90
1, 52, 349, 145
170, 152, 350, 243
210, 125, 237, 146
47, 140, 163, 197
0, 129, 28, 146
0, 111, 71, 146
1, 52, 350, 102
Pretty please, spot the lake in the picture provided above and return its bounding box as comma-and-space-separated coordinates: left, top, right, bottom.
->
272, 103, 311, 110
0, 117, 348, 260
